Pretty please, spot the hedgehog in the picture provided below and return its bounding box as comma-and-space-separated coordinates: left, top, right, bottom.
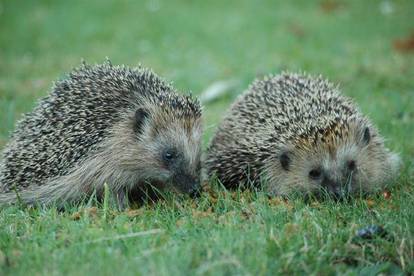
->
206, 73, 400, 197
0, 61, 203, 208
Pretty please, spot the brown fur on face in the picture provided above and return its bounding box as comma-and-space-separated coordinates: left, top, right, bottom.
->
111, 101, 203, 195
263, 119, 400, 196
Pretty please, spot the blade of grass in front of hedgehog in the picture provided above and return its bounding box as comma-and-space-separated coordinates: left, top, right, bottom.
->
103, 182, 110, 221
12, 183, 24, 208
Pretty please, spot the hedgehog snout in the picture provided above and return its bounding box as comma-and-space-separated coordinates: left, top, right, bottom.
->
172, 171, 201, 196
320, 174, 351, 198
321, 176, 339, 193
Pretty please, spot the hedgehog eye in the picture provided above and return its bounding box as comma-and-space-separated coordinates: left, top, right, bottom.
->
134, 108, 149, 133
279, 152, 291, 171
163, 149, 177, 163
309, 168, 322, 180
363, 127, 370, 145
347, 160, 356, 171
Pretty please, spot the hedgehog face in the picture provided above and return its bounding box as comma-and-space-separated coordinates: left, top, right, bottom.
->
154, 120, 203, 195
266, 122, 400, 197
131, 107, 203, 195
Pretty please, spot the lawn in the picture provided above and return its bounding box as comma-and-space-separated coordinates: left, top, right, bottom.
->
0, 0, 414, 274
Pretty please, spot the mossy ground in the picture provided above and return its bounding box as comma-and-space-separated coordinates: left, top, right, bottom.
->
0, 0, 413, 274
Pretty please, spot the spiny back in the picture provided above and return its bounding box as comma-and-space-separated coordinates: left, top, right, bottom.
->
235, 73, 359, 145
0, 62, 200, 192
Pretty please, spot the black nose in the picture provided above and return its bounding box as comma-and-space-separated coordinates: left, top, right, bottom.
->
173, 173, 201, 196
321, 177, 349, 199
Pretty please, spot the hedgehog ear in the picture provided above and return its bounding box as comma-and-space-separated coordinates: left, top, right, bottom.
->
134, 108, 149, 133
279, 151, 291, 171
362, 127, 370, 145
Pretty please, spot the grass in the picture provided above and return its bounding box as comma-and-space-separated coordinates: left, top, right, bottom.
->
0, 0, 413, 274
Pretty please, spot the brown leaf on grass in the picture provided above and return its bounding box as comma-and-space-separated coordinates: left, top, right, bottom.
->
201, 180, 212, 193
209, 196, 218, 205
70, 207, 100, 221
218, 211, 237, 225
205, 190, 219, 204
268, 197, 293, 211
201, 182, 219, 203
393, 32, 414, 52
383, 190, 392, 200
238, 190, 256, 204
366, 199, 375, 208
230, 191, 238, 200
310, 201, 321, 208
239, 202, 258, 220
190, 200, 198, 209
241, 208, 253, 220
70, 211, 82, 221
176, 218, 187, 227
192, 208, 213, 219
268, 197, 284, 206
125, 208, 145, 218
320, 0, 344, 13
332, 256, 359, 266
84, 207, 98, 218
